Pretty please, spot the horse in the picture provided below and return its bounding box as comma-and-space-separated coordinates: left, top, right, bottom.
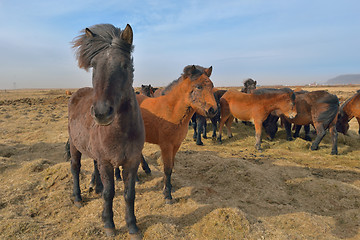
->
191, 89, 226, 145
139, 84, 157, 97
65, 90, 72, 96
281, 90, 339, 154
105, 65, 217, 204
336, 90, 360, 135
240, 78, 257, 126
68, 24, 143, 238
241, 78, 257, 93
217, 88, 297, 151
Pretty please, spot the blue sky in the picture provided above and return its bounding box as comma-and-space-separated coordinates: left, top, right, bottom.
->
0, 0, 359, 89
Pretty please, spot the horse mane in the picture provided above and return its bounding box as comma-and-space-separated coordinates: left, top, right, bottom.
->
340, 90, 360, 111
253, 88, 293, 95
161, 65, 207, 95
71, 24, 133, 70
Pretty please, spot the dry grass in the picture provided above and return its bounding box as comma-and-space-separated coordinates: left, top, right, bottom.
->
0, 86, 359, 239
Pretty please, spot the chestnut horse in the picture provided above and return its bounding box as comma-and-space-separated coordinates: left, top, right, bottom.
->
122, 65, 217, 204
281, 90, 339, 154
336, 90, 360, 135
217, 88, 297, 151
68, 24, 143, 237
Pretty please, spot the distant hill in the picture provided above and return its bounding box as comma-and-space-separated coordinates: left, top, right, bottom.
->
326, 74, 360, 85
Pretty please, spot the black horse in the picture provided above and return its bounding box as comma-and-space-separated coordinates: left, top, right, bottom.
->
191, 89, 226, 145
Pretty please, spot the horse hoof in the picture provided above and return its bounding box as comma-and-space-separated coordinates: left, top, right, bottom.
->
203, 136, 208, 139
74, 201, 83, 208
196, 142, 204, 146
228, 134, 233, 138
331, 150, 338, 155
310, 145, 318, 151
129, 233, 142, 240
104, 228, 116, 237
165, 198, 174, 204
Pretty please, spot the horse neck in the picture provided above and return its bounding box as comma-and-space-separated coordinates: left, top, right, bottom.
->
342, 96, 357, 120
157, 83, 195, 125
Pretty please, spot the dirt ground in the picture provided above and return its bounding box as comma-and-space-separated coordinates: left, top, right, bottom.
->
0, 86, 359, 240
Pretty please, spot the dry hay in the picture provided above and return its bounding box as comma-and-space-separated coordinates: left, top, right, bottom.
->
0, 87, 359, 239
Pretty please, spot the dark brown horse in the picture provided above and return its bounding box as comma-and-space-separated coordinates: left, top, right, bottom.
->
241, 78, 257, 93
217, 88, 297, 151
139, 84, 157, 97
68, 24, 143, 238
281, 90, 339, 154
336, 90, 360, 135
135, 65, 217, 203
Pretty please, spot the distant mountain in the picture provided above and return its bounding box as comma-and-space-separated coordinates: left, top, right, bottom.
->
326, 74, 360, 85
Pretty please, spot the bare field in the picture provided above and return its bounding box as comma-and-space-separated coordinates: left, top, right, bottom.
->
0, 86, 359, 239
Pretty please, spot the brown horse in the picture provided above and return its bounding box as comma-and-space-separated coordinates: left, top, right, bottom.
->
68, 24, 143, 238
336, 90, 360, 135
217, 88, 297, 151
281, 90, 339, 154
135, 65, 217, 203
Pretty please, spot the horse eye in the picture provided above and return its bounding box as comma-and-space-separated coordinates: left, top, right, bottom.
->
196, 85, 203, 90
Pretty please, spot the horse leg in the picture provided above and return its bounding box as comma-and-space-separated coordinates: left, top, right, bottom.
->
115, 167, 122, 181
311, 124, 326, 151
89, 160, 104, 194
98, 161, 116, 236
357, 117, 360, 135
202, 117, 208, 139
196, 116, 204, 145
191, 114, 197, 141
225, 115, 234, 138
122, 159, 141, 236
141, 154, 151, 175
217, 115, 227, 143
254, 121, 263, 152
293, 125, 302, 138
211, 117, 217, 140
69, 140, 82, 208
161, 145, 175, 204
329, 124, 338, 155
304, 125, 312, 141
283, 119, 293, 141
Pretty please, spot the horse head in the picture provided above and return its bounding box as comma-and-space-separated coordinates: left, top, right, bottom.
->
278, 89, 297, 119
183, 65, 218, 118
73, 24, 134, 126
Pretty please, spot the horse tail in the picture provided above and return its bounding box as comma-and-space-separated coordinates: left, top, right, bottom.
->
64, 139, 71, 161
318, 94, 340, 128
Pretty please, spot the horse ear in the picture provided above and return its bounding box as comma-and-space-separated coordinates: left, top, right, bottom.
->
85, 28, 95, 38
205, 66, 213, 77
255, 81, 257, 85
121, 24, 133, 45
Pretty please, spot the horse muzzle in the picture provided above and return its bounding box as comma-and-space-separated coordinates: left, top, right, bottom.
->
90, 102, 115, 126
